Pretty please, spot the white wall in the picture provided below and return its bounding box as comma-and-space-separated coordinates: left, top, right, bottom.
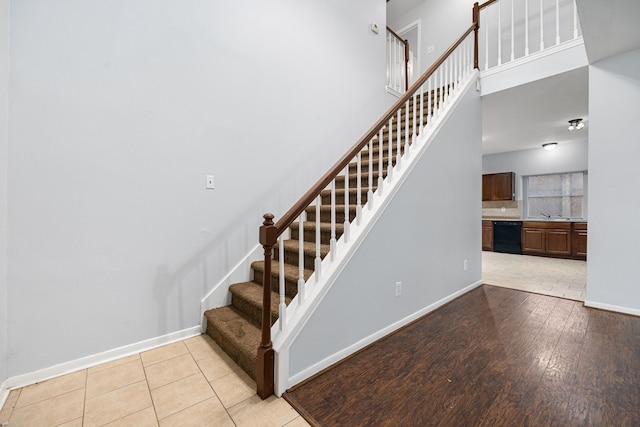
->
288, 80, 482, 379
586, 48, 640, 315
5, 0, 392, 379
0, 0, 9, 387
482, 140, 588, 200
388, 0, 473, 75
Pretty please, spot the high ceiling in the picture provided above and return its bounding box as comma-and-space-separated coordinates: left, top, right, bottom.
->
481, 67, 589, 155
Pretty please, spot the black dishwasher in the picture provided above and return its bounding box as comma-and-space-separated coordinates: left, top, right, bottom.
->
493, 221, 522, 254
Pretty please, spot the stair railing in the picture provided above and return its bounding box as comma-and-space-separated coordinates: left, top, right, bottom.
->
477, 0, 581, 71
386, 26, 410, 94
256, 11, 481, 398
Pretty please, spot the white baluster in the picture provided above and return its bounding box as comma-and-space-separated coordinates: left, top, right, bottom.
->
498, 0, 502, 66
420, 85, 425, 131
556, 0, 560, 45
434, 69, 438, 116
439, 65, 444, 112
573, 0, 578, 39
330, 180, 336, 260
485, 10, 489, 70
378, 128, 384, 195
356, 151, 362, 224
387, 33, 391, 88
396, 110, 402, 169
368, 138, 374, 210
427, 79, 431, 126
298, 212, 305, 305
396, 38, 400, 91
395, 39, 399, 92
391, 36, 396, 91
443, 59, 448, 104
387, 117, 394, 181
343, 165, 349, 243
540, 0, 544, 50
447, 57, 451, 102
458, 43, 466, 83
511, 0, 515, 61
464, 38, 472, 75
278, 238, 286, 330
314, 196, 321, 281
412, 92, 417, 142
404, 100, 410, 154
525, 0, 530, 55
448, 57, 452, 100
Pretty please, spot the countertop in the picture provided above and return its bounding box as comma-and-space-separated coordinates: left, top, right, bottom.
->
483, 218, 587, 223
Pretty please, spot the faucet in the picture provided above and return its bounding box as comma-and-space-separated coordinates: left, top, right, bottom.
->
540, 213, 551, 219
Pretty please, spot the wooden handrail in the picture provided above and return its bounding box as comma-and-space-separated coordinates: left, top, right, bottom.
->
479, 0, 498, 10
386, 26, 406, 44
256, 18, 480, 399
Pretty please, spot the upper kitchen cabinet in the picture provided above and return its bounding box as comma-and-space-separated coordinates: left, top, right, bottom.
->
482, 172, 515, 201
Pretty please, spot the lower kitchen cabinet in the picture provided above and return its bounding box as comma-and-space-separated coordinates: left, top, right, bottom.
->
572, 222, 588, 260
522, 221, 573, 258
522, 228, 545, 254
482, 220, 493, 251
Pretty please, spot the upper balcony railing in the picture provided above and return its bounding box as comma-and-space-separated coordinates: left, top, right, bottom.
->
386, 26, 409, 94
477, 0, 581, 71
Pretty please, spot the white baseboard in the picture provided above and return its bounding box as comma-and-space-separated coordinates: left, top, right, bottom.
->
0, 326, 201, 393
286, 279, 483, 388
583, 300, 640, 317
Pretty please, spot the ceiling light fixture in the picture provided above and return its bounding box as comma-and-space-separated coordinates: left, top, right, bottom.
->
542, 142, 558, 150
568, 118, 585, 131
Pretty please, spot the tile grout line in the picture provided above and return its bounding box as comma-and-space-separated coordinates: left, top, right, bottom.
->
184, 338, 240, 426
141, 358, 161, 426
81, 368, 88, 426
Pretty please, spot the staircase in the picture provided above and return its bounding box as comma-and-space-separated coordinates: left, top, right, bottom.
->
203, 94, 437, 382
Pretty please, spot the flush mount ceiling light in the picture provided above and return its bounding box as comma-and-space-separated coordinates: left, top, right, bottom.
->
542, 142, 558, 150
568, 118, 585, 131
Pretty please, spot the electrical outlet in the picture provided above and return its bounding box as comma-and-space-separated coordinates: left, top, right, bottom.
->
206, 175, 215, 189
395, 281, 402, 297
464, 259, 468, 270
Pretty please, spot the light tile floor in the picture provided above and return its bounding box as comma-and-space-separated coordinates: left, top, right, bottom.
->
0, 335, 310, 427
482, 251, 587, 301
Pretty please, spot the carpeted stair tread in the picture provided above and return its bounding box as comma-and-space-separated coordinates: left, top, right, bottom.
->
204, 305, 260, 380
251, 259, 314, 282
294, 221, 345, 233
281, 239, 330, 257
230, 281, 290, 326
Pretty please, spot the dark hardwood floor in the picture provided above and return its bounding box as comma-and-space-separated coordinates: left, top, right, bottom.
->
284, 285, 640, 426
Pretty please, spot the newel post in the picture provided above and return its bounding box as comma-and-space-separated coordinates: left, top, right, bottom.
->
473, 2, 480, 69
257, 213, 277, 399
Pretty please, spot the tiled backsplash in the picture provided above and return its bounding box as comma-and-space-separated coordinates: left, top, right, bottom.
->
482, 200, 521, 219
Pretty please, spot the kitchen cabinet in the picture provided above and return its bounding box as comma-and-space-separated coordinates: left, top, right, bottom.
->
522, 221, 572, 258
521, 227, 545, 254
482, 220, 493, 251
482, 172, 515, 201
572, 222, 587, 260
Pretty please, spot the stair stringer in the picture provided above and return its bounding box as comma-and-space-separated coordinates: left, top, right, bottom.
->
271, 70, 481, 396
